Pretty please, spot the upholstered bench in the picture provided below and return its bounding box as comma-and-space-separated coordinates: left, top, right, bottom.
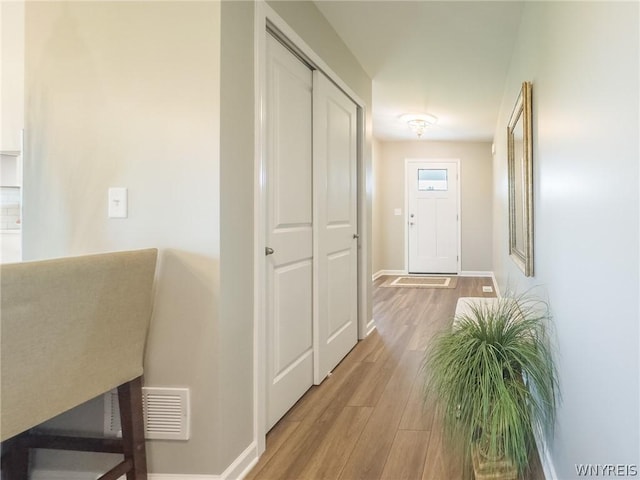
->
453, 297, 499, 328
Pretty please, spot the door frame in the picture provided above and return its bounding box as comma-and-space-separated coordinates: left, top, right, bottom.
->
253, 1, 370, 456
404, 158, 461, 274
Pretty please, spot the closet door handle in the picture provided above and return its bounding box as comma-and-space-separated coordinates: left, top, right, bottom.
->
353, 234, 359, 239
265, 247, 275, 256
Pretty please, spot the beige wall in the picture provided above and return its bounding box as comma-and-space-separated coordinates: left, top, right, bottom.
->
373, 140, 493, 273
372, 137, 383, 274
218, 0, 255, 471
1, 1, 24, 152
20, 0, 372, 476
24, 1, 222, 474
491, 2, 639, 475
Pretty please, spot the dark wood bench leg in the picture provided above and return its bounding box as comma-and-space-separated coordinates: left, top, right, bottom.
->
1, 434, 30, 480
118, 376, 147, 480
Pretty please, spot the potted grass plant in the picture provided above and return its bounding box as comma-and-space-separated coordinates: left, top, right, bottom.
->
424, 295, 558, 479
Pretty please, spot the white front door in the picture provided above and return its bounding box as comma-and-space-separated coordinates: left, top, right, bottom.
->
265, 34, 314, 429
313, 71, 358, 383
407, 160, 459, 274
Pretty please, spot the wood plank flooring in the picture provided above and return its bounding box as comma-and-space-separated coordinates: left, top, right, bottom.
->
246, 276, 545, 480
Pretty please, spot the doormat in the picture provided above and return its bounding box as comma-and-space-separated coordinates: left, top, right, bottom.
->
380, 275, 458, 289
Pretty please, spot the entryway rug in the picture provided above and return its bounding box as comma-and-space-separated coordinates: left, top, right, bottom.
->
380, 275, 458, 289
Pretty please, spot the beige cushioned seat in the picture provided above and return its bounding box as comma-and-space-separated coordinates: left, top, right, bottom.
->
1, 249, 157, 479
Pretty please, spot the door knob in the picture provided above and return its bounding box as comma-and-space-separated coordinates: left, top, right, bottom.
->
265, 247, 275, 256
353, 234, 359, 239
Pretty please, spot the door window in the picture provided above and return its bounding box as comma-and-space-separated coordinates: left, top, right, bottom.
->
418, 169, 448, 191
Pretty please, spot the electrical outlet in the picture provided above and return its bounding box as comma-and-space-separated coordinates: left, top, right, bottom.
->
482, 286, 493, 293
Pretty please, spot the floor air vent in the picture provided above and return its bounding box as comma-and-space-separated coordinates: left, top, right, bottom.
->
104, 386, 190, 440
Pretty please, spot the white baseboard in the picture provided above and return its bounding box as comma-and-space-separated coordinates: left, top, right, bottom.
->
372, 269, 405, 280
224, 441, 258, 480
534, 431, 558, 480
540, 448, 558, 480
459, 270, 494, 277
150, 476, 219, 480
375, 270, 497, 281
490, 272, 501, 298
365, 318, 376, 336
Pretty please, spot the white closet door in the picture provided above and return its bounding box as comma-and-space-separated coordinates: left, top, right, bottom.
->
313, 71, 358, 383
265, 34, 314, 429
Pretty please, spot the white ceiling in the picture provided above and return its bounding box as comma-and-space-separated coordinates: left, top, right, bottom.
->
313, 1, 525, 141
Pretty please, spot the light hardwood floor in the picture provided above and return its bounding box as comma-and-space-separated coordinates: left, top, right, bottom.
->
246, 276, 545, 480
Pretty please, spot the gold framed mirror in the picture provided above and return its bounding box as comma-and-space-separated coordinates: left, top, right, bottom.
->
507, 81, 533, 277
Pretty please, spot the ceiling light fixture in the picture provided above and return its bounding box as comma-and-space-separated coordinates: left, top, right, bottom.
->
400, 113, 438, 138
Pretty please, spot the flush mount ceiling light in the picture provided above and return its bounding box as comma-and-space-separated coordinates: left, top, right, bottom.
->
400, 113, 438, 138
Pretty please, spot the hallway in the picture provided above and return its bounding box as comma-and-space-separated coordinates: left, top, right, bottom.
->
247, 276, 545, 479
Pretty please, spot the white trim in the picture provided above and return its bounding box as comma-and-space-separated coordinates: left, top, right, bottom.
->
365, 318, 376, 336
372, 269, 406, 280
404, 159, 461, 274
222, 441, 258, 480
459, 270, 494, 277
253, 0, 370, 470
357, 105, 370, 341
532, 429, 558, 480
536, 438, 558, 480
149, 476, 219, 480
253, 0, 267, 459
374, 270, 496, 281
490, 271, 501, 298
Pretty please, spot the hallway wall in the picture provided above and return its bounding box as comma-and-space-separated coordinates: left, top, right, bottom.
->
492, 2, 639, 476
1, 1, 24, 152
373, 140, 493, 274
372, 137, 384, 274
23, 2, 222, 474
21, 0, 372, 476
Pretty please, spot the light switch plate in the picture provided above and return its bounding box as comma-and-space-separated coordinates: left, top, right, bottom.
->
108, 187, 127, 218
394, 208, 402, 216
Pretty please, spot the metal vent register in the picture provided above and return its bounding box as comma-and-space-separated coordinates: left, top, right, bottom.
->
104, 387, 190, 440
